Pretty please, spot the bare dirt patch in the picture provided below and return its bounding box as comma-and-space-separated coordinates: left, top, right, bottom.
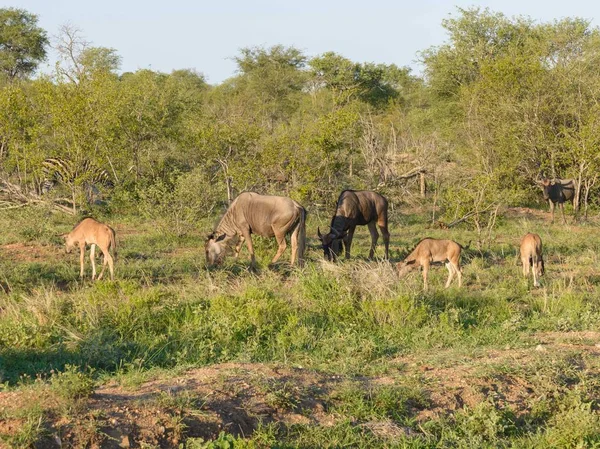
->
505, 206, 550, 221
0, 242, 59, 263
1, 335, 599, 447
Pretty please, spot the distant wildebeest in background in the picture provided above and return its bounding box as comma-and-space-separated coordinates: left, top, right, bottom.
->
63, 217, 117, 280
396, 238, 463, 290
537, 178, 576, 224
519, 233, 544, 287
317, 190, 389, 261
205, 192, 306, 268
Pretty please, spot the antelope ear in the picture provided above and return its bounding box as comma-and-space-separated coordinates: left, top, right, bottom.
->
215, 233, 227, 242
206, 233, 215, 240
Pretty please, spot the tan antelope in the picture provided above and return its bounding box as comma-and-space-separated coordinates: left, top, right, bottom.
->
62, 218, 117, 280
519, 233, 544, 287
205, 192, 306, 268
397, 238, 463, 290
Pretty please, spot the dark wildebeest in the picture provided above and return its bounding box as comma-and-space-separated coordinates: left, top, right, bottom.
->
317, 190, 389, 261
396, 238, 463, 290
519, 233, 544, 288
537, 178, 576, 224
205, 192, 306, 268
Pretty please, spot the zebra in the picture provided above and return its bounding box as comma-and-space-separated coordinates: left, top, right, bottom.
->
41, 157, 113, 204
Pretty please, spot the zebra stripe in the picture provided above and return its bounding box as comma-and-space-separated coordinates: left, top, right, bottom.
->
41, 158, 112, 193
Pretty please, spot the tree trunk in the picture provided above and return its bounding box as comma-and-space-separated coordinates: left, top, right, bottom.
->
419, 172, 426, 198
574, 162, 585, 217
226, 176, 233, 205
71, 188, 77, 215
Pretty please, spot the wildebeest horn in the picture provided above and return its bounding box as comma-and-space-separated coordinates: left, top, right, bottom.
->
317, 227, 323, 239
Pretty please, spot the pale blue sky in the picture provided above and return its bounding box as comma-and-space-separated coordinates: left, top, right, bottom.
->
9, 0, 600, 84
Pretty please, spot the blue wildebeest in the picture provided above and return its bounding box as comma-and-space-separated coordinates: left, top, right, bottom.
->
317, 190, 389, 261
205, 192, 306, 268
396, 238, 463, 290
537, 178, 577, 224
519, 233, 544, 287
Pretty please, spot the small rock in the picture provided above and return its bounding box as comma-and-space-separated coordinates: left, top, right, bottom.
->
120, 435, 130, 448
535, 344, 546, 352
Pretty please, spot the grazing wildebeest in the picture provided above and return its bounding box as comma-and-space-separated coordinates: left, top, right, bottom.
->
317, 190, 389, 261
396, 238, 462, 290
537, 178, 576, 224
63, 217, 117, 280
519, 233, 544, 287
205, 192, 306, 268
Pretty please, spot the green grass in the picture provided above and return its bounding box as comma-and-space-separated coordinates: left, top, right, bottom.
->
1, 205, 600, 447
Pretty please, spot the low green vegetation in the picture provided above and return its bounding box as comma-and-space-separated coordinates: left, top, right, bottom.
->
1, 206, 599, 447
2, 4, 600, 447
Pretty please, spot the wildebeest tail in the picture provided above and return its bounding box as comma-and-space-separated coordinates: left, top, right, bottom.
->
296, 206, 306, 267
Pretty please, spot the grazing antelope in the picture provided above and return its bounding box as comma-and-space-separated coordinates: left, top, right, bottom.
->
205, 192, 306, 268
519, 233, 544, 287
317, 190, 390, 261
63, 218, 117, 280
397, 238, 463, 290
536, 178, 576, 224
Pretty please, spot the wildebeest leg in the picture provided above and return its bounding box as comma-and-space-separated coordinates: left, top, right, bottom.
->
422, 260, 430, 290
90, 244, 97, 280
343, 226, 356, 259
560, 203, 566, 224
454, 262, 463, 287
271, 230, 287, 264
367, 222, 379, 259
234, 236, 245, 258
290, 224, 299, 265
444, 262, 455, 288
97, 245, 114, 281
107, 250, 114, 281
378, 224, 390, 260
522, 255, 530, 277
79, 243, 86, 279
532, 255, 539, 287
242, 231, 256, 268
549, 200, 555, 223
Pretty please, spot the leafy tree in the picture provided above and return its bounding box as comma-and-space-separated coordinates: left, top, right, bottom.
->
233, 45, 308, 125
309, 52, 407, 107
0, 8, 48, 81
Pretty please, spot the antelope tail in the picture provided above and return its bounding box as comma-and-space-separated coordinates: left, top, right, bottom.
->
110, 228, 117, 263
462, 240, 473, 250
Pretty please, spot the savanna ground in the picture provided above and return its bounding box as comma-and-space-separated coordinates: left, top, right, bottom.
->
1, 205, 600, 448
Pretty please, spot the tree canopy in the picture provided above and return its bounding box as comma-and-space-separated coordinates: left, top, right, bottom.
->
0, 8, 48, 81
1, 7, 599, 232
